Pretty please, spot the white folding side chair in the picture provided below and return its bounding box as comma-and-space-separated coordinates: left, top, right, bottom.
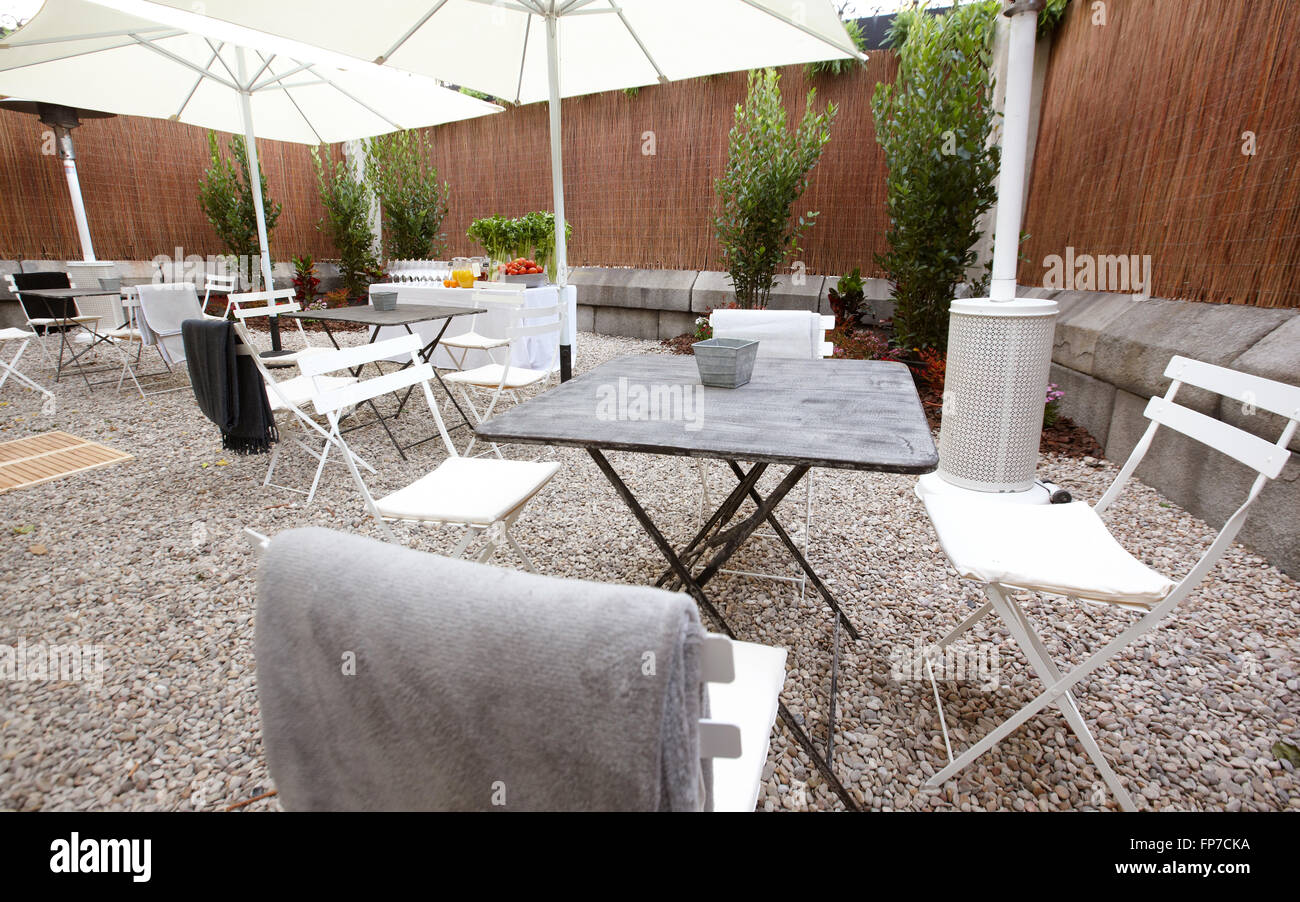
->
914, 355, 1300, 811
133, 282, 215, 395
438, 282, 527, 374
243, 525, 788, 811
7, 272, 103, 371
0, 328, 55, 404
442, 295, 562, 458
206, 272, 239, 318
231, 323, 373, 505
226, 289, 329, 370
298, 335, 561, 570
699, 309, 836, 595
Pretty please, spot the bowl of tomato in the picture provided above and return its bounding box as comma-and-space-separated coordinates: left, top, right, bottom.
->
501, 258, 547, 286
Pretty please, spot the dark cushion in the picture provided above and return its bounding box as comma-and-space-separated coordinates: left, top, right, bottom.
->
13, 271, 74, 325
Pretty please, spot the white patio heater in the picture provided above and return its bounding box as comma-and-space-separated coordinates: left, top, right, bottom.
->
917, 0, 1058, 504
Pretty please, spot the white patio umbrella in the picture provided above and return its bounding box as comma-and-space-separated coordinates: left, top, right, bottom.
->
0, 0, 500, 305
124, 0, 865, 378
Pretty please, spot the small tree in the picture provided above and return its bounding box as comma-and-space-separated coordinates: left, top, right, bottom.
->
365, 130, 451, 259
312, 146, 380, 299
197, 131, 281, 275
714, 69, 836, 309
872, 1, 1001, 350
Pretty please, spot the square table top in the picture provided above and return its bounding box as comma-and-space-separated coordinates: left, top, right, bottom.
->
286, 304, 484, 327
18, 287, 122, 299
476, 355, 939, 473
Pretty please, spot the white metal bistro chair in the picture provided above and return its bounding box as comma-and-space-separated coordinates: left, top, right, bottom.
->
226, 289, 330, 370
232, 323, 372, 505
206, 272, 239, 317
0, 328, 55, 404
135, 282, 213, 368
915, 355, 1300, 810
437, 281, 527, 373
245, 525, 788, 811
700, 308, 836, 593
442, 293, 561, 458
6, 271, 103, 369
298, 334, 561, 569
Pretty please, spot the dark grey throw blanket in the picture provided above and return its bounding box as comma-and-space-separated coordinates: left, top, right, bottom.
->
182, 319, 277, 454
256, 528, 711, 811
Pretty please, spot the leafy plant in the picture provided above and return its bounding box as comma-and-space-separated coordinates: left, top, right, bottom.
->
311, 146, 380, 299
828, 326, 903, 362
714, 68, 836, 309
872, 0, 1001, 350
827, 268, 866, 329
806, 4, 867, 77
467, 212, 572, 274
291, 254, 320, 306
1043, 382, 1064, 427
1038, 0, 1072, 37
197, 131, 281, 276
365, 130, 451, 260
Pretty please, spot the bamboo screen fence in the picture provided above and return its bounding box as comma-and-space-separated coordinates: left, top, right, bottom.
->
1019, 0, 1300, 308
0, 112, 334, 262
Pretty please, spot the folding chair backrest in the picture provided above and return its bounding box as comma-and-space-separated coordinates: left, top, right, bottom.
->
12, 271, 74, 322
709, 308, 835, 360
229, 289, 313, 346
1095, 355, 1300, 605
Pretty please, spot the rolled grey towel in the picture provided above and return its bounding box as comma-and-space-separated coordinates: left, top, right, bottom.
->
256, 528, 710, 811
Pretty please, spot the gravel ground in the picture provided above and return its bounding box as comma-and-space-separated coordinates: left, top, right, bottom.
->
1, 329, 1296, 812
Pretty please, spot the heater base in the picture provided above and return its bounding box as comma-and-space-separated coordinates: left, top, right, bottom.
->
915, 471, 1050, 505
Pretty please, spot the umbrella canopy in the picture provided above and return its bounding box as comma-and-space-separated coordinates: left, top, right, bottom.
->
0, 0, 500, 290
122, 0, 864, 377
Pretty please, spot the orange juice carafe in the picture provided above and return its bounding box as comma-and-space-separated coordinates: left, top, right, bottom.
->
451, 257, 475, 288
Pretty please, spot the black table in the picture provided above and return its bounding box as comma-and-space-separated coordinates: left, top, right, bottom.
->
476, 354, 938, 810
287, 304, 484, 459
19, 286, 126, 389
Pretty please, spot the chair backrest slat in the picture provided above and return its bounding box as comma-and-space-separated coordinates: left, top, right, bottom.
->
1166, 355, 1300, 420
298, 333, 423, 377
314, 363, 436, 415
1144, 396, 1289, 478
229, 289, 298, 316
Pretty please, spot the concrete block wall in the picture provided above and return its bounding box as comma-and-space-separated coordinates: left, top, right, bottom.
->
1031, 287, 1299, 576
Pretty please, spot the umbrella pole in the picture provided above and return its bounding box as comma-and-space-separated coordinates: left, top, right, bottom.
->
546, 13, 572, 382
236, 47, 282, 354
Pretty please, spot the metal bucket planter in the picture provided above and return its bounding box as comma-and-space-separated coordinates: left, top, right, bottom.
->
371, 290, 398, 311
692, 337, 758, 388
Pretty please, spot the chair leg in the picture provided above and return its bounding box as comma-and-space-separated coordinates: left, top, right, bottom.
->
305, 438, 331, 505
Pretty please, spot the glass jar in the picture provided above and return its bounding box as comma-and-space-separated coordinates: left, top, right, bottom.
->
451, 256, 474, 289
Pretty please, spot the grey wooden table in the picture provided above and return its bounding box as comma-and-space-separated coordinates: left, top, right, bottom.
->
289, 304, 484, 459
477, 354, 938, 810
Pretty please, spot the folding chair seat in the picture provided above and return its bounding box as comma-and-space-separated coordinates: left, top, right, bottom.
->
915, 355, 1300, 811
228, 289, 331, 369
297, 334, 561, 569
439, 282, 526, 371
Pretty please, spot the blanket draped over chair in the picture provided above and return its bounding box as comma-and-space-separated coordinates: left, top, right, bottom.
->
255, 527, 711, 811
182, 319, 277, 454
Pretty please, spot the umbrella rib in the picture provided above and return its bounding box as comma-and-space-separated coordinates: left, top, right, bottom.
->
245, 49, 277, 89
202, 37, 241, 88
250, 60, 316, 93
172, 43, 225, 121
604, 1, 668, 84
374, 0, 450, 65
734, 0, 868, 61
514, 13, 531, 105
0, 26, 181, 49
279, 80, 326, 145
306, 64, 401, 131
129, 34, 239, 91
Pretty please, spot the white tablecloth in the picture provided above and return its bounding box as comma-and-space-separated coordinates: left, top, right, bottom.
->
367, 282, 577, 371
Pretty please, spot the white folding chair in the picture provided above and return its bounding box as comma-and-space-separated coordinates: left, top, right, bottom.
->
438, 282, 527, 373
442, 294, 561, 458
700, 309, 836, 594
206, 272, 239, 317
915, 355, 1300, 810
0, 328, 55, 404
232, 323, 373, 505
298, 334, 561, 570
245, 526, 788, 811
135, 282, 214, 368
7, 272, 103, 370
226, 289, 329, 370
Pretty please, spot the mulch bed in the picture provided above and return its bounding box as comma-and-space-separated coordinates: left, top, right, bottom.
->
660, 332, 1105, 460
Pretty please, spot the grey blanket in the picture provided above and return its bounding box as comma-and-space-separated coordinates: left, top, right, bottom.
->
256, 528, 710, 811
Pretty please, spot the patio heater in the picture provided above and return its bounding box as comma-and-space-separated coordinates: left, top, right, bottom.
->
917, 0, 1059, 504
0, 99, 114, 262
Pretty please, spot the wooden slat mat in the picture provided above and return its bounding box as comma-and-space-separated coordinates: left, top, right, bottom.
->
0, 431, 133, 493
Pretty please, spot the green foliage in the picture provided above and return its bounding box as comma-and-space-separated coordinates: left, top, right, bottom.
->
365, 130, 451, 260
806, 7, 867, 78
1038, 0, 1072, 37
828, 267, 866, 328
714, 69, 836, 309
197, 131, 281, 272
312, 146, 380, 299
467, 212, 572, 274
872, 0, 1001, 350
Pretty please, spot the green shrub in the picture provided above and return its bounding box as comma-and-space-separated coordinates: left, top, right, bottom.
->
714, 68, 836, 309
197, 132, 281, 276
872, 1, 1001, 350
312, 146, 380, 299
365, 129, 450, 260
